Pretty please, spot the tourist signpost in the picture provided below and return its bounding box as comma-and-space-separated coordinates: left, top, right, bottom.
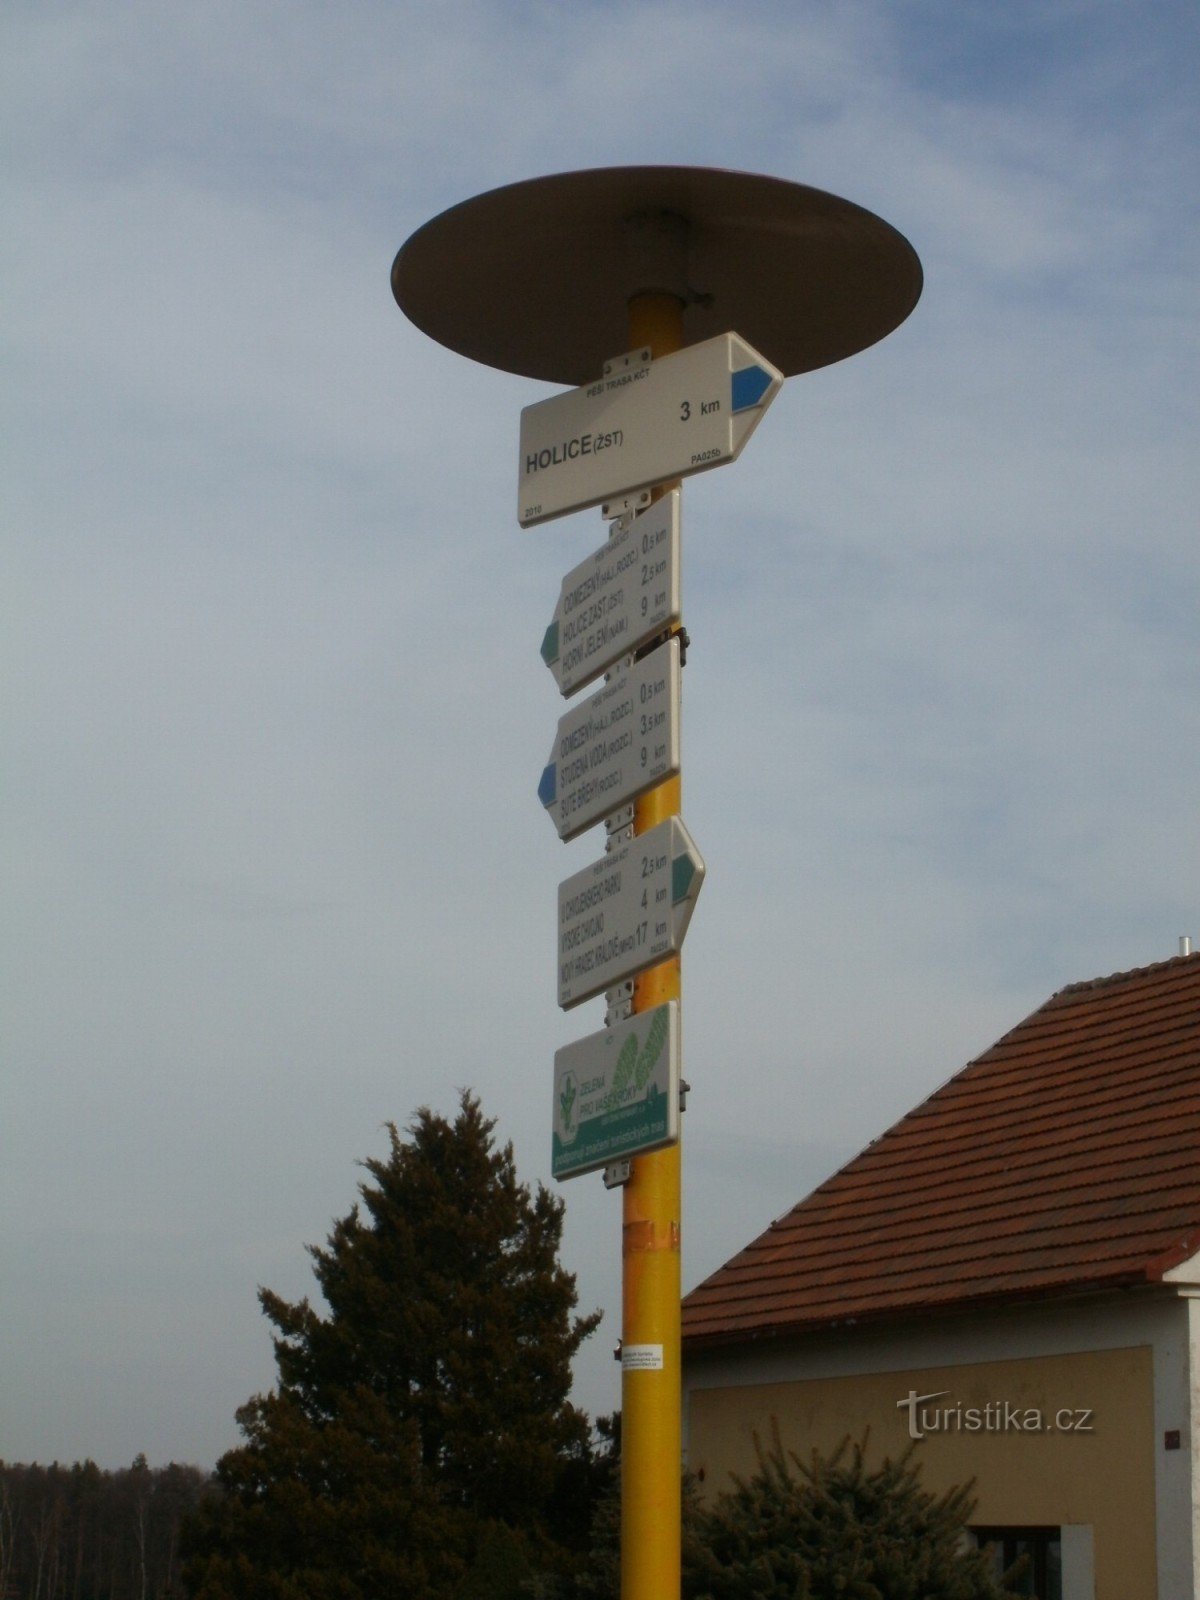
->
392, 164, 922, 1600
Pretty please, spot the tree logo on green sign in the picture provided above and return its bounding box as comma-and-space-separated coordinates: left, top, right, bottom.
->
558, 1071, 578, 1138
603, 1008, 669, 1112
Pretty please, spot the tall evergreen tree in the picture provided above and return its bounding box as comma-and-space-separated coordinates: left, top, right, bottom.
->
183, 1093, 602, 1600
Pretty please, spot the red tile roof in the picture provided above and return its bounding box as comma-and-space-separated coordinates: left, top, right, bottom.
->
682, 953, 1200, 1350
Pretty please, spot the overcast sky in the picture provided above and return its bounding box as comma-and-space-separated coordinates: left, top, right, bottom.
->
5, 0, 1198, 1471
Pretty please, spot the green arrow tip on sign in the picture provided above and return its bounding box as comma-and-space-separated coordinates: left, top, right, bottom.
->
541, 620, 559, 665
671, 852, 696, 904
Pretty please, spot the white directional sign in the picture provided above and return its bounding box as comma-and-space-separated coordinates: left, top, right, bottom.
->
557, 816, 705, 1009
552, 1002, 680, 1180
519, 332, 783, 527
541, 492, 682, 698
539, 639, 680, 842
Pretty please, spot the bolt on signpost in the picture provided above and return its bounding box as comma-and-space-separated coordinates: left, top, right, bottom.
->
393, 167, 921, 1599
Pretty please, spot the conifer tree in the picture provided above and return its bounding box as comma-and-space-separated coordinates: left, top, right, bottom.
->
183, 1093, 602, 1600
684, 1427, 1017, 1600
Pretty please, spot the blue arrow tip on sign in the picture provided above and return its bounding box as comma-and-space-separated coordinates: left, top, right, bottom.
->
730, 365, 773, 413
538, 764, 557, 807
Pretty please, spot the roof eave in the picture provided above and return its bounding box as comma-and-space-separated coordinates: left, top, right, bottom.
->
682, 1270, 1171, 1357
1146, 1228, 1200, 1281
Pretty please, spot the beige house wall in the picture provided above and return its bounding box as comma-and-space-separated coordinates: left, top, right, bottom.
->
688, 1345, 1155, 1600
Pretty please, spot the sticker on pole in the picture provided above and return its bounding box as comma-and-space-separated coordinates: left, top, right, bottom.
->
552, 1002, 680, 1180
519, 332, 783, 527
621, 1344, 665, 1372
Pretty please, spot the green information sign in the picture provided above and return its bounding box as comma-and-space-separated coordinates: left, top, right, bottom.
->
552, 1002, 680, 1180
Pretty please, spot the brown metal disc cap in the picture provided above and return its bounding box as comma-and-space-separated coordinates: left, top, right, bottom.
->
392, 165, 922, 385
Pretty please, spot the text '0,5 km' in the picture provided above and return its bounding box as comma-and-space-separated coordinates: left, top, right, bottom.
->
518, 332, 782, 527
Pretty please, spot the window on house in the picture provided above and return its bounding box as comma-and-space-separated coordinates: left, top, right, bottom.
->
971, 1526, 1062, 1600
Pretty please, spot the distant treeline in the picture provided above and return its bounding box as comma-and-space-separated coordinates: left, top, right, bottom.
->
0, 1458, 209, 1600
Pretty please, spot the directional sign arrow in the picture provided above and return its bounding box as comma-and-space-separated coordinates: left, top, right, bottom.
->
541, 492, 681, 698
540, 639, 681, 842
557, 815, 706, 1009
519, 332, 783, 527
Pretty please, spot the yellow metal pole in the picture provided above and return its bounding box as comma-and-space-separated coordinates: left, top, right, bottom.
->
621, 288, 684, 1600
